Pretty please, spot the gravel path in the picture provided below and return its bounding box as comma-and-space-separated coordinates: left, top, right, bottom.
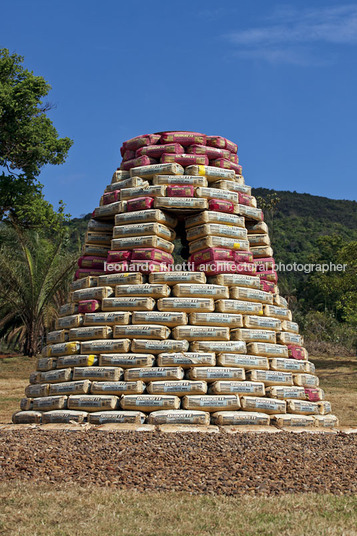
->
0, 430, 356, 495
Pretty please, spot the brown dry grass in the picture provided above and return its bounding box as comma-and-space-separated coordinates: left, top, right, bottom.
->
0, 483, 356, 536
0, 354, 356, 425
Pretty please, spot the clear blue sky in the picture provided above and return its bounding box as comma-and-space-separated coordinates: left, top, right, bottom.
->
2, 0, 357, 216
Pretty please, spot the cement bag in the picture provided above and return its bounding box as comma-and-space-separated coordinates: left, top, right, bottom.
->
260, 281, 277, 293
158, 297, 214, 313
304, 388, 324, 402
209, 381, 265, 397
82, 245, 110, 258
187, 144, 230, 159
246, 370, 293, 386
209, 273, 259, 289
160, 132, 206, 146
47, 330, 68, 344
75, 269, 105, 279
269, 358, 308, 373
99, 354, 155, 368
277, 332, 304, 346
195, 187, 238, 204
73, 366, 123, 381
128, 261, 171, 274
206, 135, 227, 149
189, 312, 243, 328
154, 197, 208, 211
12, 411, 42, 424
106, 177, 149, 192
186, 224, 247, 242
25, 383, 50, 398
172, 325, 230, 341
286, 400, 319, 415
121, 156, 158, 172
70, 276, 98, 292
49, 380, 91, 396
293, 374, 319, 388
111, 170, 130, 182
157, 352, 216, 368
146, 380, 207, 396
36, 358, 56, 372
42, 342, 80, 357
98, 272, 143, 286
115, 208, 177, 228
271, 414, 314, 427
247, 342, 289, 358
88, 411, 146, 424
243, 315, 281, 331
190, 340, 246, 354
111, 236, 174, 254
185, 211, 244, 228
131, 339, 189, 354
38, 369, 73, 384
189, 236, 249, 254
102, 297, 155, 311
313, 415, 339, 428
258, 271, 278, 283
212, 180, 251, 195
274, 295, 289, 308
236, 205, 264, 222
69, 326, 112, 341
85, 231, 112, 245
318, 401, 332, 415
59, 303, 78, 317
78, 300, 101, 313
42, 410, 88, 424
20, 398, 33, 411
68, 394, 119, 412
148, 410, 210, 425
132, 311, 187, 327
115, 284, 170, 298
187, 367, 245, 382
172, 284, 228, 299
93, 201, 126, 220
87, 219, 113, 232
77, 256, 105, 269
153, 174, 208, 186
56, 315, 84, 330
250, 246, 274, 258
113, 222, 175, 241
189, 248, 234, 264
241, 396, 286, 414
149, 271, 207, 285
131, 249, 173, 263
229, 287, 273, 304
84, 312, 130, 326
265, 386, 306, 400
122, 134, 160, 152
248, 234, 271, 247
211, 411, 270, 426
138, 143, 184, 158
121, 394, 180, 411
32, 395, 67, 411
126, 197, 154, 211
161, 153, 209, 166
211, 159, 242, 174
215, 299, 263, 315
217, 353, 269, 370
124, 367, 184, 382
288, 345, 308, 360
264, 305, 292, 321
114, 324, 170, 339
182, 395, 240, 411
208, 199, 236, 213
231, 328, 276, 344
185, 165, 235, 182
72, 286, 113, 302
166, 185, 195, 197
130, 163, 184, 178
281, 321, 299, 334
80, 339, 131, 354
57, 355, 96, 368
90, 380, 145, 395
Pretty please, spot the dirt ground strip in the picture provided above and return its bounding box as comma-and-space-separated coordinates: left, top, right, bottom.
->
0, 429, 356, 495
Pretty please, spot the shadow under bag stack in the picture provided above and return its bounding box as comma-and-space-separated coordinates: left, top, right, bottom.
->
13, 131, 338, 429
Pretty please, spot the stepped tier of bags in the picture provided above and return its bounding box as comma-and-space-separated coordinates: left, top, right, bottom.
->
13, 131, 337, 428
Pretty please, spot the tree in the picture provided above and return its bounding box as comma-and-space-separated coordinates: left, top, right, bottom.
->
0, 48, 73, 226
0, 223, 77, 356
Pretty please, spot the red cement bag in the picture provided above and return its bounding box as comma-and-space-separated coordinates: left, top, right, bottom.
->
238, 192, 251, 206
225, 139, 238, 154
234, 262, 257, 275
78, 256, 106, 269
107, 250, 132, 262
304, 388, 323, 402
131, 248, 174, 263
260, 280, 276, 293
161, 153, 209, 166
288, 345, 306, 360
195, 261, 240, 275
166, 185, 195, 197
208, 199, 235, 213
229, 154, 239, 164
127, 197, 155, 211
160, 132, 206, 146
206, 135, 227, 149
123, 150, 136, 161
102, 191, 120, 205
258, 270, 278, 283
129, 260, 171, 274
210, 159, 242, 174
105, 261, 130, 273
121, 134, 160, 155
121, 156, 157, 171
136, 144, 184, 158
190, 248, 234, 264
254, 258, 276, 271
233, 251, 254, 263
187, 145, 230, 160
78, 300, 101, 313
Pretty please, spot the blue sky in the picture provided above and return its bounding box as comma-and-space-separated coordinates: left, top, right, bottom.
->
1, 0, 357, 216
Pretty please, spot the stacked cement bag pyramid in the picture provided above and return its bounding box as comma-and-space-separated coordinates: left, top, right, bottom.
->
13, 131, 338, 429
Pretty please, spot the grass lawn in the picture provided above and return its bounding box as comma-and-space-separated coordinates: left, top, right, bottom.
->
0, 354, 356, 425
0, 484, 356, 536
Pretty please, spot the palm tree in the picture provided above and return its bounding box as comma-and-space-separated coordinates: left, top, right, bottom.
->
0, 223, 77, 356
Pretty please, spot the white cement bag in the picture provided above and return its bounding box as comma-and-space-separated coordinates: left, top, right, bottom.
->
156, 352, 216, 368
49, 380, 91, 396
217, 353, 269, 370
246, 370, 293, 386
146, 380, 207, 396
90, 381, 145, 395
190, 340, 246, 354
158, 297, 215, 313
132, 311, 188, 327
81, 339, 131, 354
182, 395, 240, 411
102, 297, 155, 311
88, 411, 146, 424
148, 410, 210, 425
124, 367, 184, 382
215, 300, 263, 315
189, 312, 243, 328
68, 395, 119, 412
73, 366, 123, 381
187, 367, 245, 382
99, 354, 155, 368
172, 326, 230, 341
211, 411, 270, 426
149, 271, 206, 285
240, 396, 286, 414
209, 381, 265, 396
121, 394, 181, 411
